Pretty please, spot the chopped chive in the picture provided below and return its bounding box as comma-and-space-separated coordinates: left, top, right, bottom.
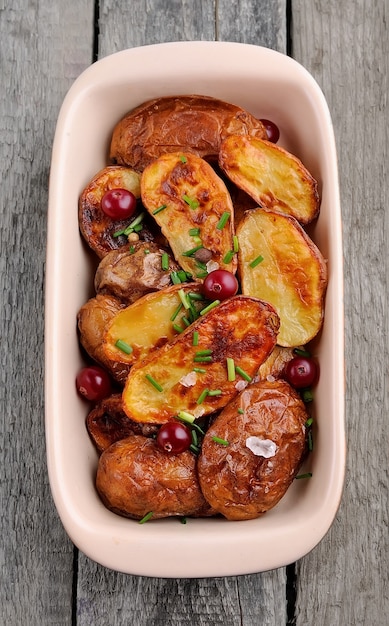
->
129, 245, 135, 254
197, 388, 209, 404
295, 472, 313, 480
139, 511, 153, 524
195, 260, 207, 271
191, 429, 198, 446
144, 249, 150, 254
183, 194, 199, 210
208, 389, 222, 397
178, 289, 190, 309
177, 411, 195, 424
235, 366, 252, 382
115, 339, 133, 354
249, 254, 264, 268
305, 417, 314, 427
294, 347, 312, 357
161, 252, 169, 270
192, 331, 199, 346
182, 316, 191, 327
237, 408, 245, 414
195, 349, 213, 357
212, 436, 229, 446
152, 204, 167, 215
123, 212, 145, 235
189, 227, 200, 237
233, 235, 239, 252
182, 245, 204, 257
133, 223, 143, 232
216, 212, 230, 230
193, 367, 206, 374
177, 270, 188, 282
302, 389, 314, 403
196, 270, 208, 278
193, 355, 213, 363
180, 516, 187, 524
113, 227, 126, 237
180, 155, 187, 163
190, 422, 206, 436
188, 292, 204, 301
173, 323, 184, 333
192, 236, 202, 245
170, 271, 182, 284
190, 443, 200, 454
226, 357, 236, 381
223, 250, 234, 264
170, 302, 183, 321
199, 300, 220, 316
308, 431, 313, 451
145, 374, 163, 392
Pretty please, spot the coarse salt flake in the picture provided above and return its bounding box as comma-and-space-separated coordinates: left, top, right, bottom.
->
235, 380, 248, 391
179, 371, 197, 387
246, 437, 277, 458
206, 260, 219, 273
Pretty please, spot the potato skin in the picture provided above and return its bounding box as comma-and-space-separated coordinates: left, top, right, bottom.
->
77, 294, 130, 384
197, 379, 308, 520
109, 95, 267, 172
96, 435, 211, 520
86, 394, 159, 454
94, 242, 179, 305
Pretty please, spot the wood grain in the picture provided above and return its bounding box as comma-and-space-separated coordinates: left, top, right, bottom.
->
0, 0, 387, 624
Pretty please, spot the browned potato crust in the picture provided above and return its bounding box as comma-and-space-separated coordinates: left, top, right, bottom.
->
96, 435, 211, 520
109, 95, 267, 172
77, 294, 130, 384
197, 379, 308, 520
122, 296, 279, 424
94, 242, 179, 305
140, 152, 237, 276
78, 166, 143, 258
258, 345, 302, 381
219, 135, 320, 224
86, 394, 159, 454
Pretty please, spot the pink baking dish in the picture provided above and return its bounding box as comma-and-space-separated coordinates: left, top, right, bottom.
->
45, 41, 345, 577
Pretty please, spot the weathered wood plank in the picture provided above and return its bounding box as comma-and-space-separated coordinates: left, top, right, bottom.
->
0, 1, 94, 624
292, 1, 388, 624
76, 2, 288, 625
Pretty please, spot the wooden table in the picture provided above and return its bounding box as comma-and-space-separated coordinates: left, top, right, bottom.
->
1, 1, 387, 624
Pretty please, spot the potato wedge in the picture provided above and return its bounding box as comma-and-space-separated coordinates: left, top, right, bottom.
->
79, 165, 142, 258
197, 379, 309, 520
141, 152, 237, 277
109, 95, 267, 172
77, 294, 130, 384
219, 135, 320, 224
94, 242, 179, 305
122, 296, 280, 424
237, 208, 327, 347
258, 345, 303, 381
103, 283, 204, 367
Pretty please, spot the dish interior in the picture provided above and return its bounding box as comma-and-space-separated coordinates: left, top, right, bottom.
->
46, 42, 344, 577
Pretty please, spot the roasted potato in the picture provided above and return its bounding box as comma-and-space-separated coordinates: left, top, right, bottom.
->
219, 135, 320, 224
109, 95, 267, 172
94, 242, 179, 305
141, 152, 237, 277
96, 435, 212, 520
103, 283, 204, 368
258, 345, 303, 381
197, 379, 309, 520
77, 294, 130, 384
122, 296, 279, 424
237, 208, 327, 347
86, 393, 159, 454
78, 165, 143, 258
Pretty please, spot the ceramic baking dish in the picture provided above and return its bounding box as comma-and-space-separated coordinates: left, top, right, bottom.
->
45, 41, 345, 577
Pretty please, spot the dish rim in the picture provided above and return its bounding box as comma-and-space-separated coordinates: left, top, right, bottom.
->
45, 41, 345, 578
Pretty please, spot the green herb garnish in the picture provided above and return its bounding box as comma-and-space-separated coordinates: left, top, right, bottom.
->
249, 254, 264, 268
216, 212, 230, 230
182, 194, 199, 210
115, 339, 133, 354
235, 366, 252, 382
145, 374, 163, 392
152, 204, 167, 215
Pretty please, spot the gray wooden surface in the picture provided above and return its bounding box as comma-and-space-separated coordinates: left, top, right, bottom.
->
0, 0, 387, 624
